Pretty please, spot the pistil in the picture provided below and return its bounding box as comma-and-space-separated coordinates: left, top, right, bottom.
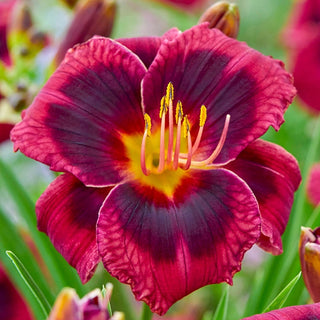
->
166, 82, 174, 164
157, 97, 166, 173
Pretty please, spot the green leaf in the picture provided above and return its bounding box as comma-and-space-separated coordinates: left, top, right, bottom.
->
202, 285, 230, 320
212, 285, 229, 320
6, 250, 51, 317
263, 272, 301, 313
0, 157, 85, 295
140, 303, 153, 320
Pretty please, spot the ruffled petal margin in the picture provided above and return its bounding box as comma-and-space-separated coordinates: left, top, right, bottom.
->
142, 23, 296, 164
117, 28, 180, 68
225, 139, 301, 254
11, 37, 147, 187
97, 169, 260, 315
241, 303, 320, 320
36, 173, 112, 282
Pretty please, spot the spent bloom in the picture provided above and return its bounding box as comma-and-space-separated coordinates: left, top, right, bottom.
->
299, 226, 320, 302
11, 23, 300, 314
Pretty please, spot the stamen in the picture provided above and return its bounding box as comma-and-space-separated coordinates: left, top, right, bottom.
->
181, 116, 192, 170
173, 101, 183, 170
166, 82, 174, 164
158, 96, 167, 173
140, 113, 151, 176
195, 114, 230, 166
192, 105, 207, 155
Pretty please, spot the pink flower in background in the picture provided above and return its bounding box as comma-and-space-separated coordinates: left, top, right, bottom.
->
307, 163, 320, 206
284, 0, 320, 113
0, 0, 16, 66
11, 24, 300, 314
0, 262, 33, 320
241, 303, 320, 319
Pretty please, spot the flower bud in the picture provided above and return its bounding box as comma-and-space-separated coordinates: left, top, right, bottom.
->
47, 285, 124, 320
299, 226, 320, 302
198, 1, 240, 38
59, 0, 80, 9
54, 0, 116, 66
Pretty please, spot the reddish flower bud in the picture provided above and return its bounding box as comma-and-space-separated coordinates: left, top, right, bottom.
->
54, 0, 116, 66
299, 226, 320, 302
198, 1, 240, 38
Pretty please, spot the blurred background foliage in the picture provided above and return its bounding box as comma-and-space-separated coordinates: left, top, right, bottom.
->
1, 0, 320, 319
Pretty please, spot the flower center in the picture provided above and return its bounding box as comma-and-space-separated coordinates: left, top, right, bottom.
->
140, 82, 230, 176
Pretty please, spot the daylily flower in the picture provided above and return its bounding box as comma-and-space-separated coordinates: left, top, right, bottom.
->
307, 163, 320, 206
241, 302, 320, 319
299, 226, 320, 302
0, 262, 33, 320
48, 285, 124, 320
11, 23, 300, 314
283, 0, 320, 113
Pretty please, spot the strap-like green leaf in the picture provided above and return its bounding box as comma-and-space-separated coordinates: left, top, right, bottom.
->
6, 250, 51, 317
263, 272, 301, 313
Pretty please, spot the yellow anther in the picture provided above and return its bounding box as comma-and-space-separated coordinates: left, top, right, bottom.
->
144, 113, 151, 137
182, 116, 190, 139
175, 100, 183, 124
199, 105, 207, 127
165, 82, 174, 107
159, 96, 166, 118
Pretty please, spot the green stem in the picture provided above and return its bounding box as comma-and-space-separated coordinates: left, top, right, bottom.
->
140, 303, 153, 320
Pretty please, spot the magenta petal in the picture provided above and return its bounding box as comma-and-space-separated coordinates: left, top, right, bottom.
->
0, 123, 14, 143
0, 0, 16, 66
97, 169, 260, 315
225, 139, 301, 254
11, 37, 147, 186
290, 33, 320, 113
307, 163, 320, 206
36, 173, 112, 282
117, 28, 180, 68
0, 263, 33, 320
142, 24, 295, 163
241, 303, 320, 320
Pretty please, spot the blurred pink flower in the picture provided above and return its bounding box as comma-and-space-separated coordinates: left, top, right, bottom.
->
307, 163, 320, 206
284, 0, 320, 114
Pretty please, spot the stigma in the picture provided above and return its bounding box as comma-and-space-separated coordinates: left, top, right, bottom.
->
140, 82, 230, 176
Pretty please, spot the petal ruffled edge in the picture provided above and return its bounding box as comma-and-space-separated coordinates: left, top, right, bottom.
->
142, 23, 296, 164
225, 139, 301, 254
11, 36, 147, 187
97, 168, 260, 314
36, 173, 112, 282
